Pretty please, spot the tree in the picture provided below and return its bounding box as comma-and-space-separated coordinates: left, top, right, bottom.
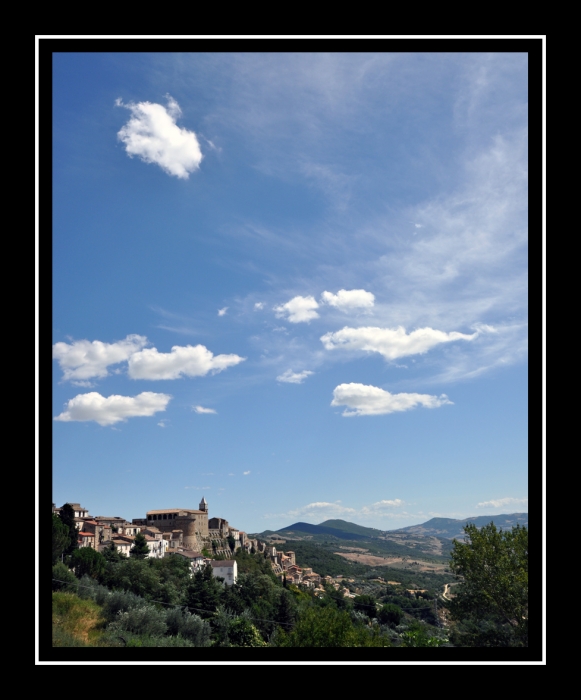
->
70, 547, 107, 579
227, 534, 236, 552
52, 513, 70, 564
130, 532, 150, 559
102, 541, 125, 563
448, 523, 528, 647
353, 594, 377, 619
378, 603, 402, 627
59, 503, 79, 556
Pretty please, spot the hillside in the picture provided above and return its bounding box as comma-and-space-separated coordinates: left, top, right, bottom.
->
391, 513, 528, 540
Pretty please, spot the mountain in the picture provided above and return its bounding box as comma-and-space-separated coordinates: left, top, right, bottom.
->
276, 521, 370, 541
319, 519, 384, 538
390, 513, 528, 540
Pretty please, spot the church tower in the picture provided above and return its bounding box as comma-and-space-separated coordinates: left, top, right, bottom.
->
199, 496, 208, 513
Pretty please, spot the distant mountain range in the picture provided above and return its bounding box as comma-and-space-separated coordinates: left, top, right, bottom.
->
254, 514, 528, 542
391, 514, 528, 540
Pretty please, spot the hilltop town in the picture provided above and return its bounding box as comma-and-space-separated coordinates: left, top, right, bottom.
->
52, 500, 347, 595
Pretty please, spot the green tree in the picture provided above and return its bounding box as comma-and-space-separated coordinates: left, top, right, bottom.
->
353, 594, 377, 619
378, 603, 402, 627
448, 523, 528, 647
70, 547, 107, 579
52, 513, 70, 564
227, 535, 236, 552
102, 541, 125, 563
130, 533, 150, 559
187, 564, 223, 619
59, 504, 79, 556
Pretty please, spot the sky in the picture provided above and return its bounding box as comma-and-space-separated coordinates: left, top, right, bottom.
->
51, 48, 529, 534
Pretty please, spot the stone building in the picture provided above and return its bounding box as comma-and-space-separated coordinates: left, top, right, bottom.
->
145, 498, 209, 551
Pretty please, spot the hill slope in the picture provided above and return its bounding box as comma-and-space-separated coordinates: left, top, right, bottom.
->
391, 513, 528, 539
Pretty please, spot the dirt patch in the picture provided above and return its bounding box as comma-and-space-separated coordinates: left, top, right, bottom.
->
335, 552, 448, 573
337, 546, 369, 553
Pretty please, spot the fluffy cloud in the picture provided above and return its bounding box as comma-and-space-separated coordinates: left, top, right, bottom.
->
321, 325, 477, 360
116, 96, 203, 179
321, 289, 375, 311
53, 335, 148, 382
243, 471, 251, 475
274, 295, 319, 323
218, 307, 228, 316
128, 344, 245, 380
287, 502, 357, 518
254, 302, 264, 310
277, 369, 314, 384
54, 391, 171, 426
331, 383, 453, 416
476, 497, 528, 509
193, 405, 217, 414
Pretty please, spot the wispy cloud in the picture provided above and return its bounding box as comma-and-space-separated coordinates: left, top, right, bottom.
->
53, 335, 148, 382
218, 307, 228, 316
54, 391, 171, 426
243, 470, 251, 476
193, 405, 217, 414
321, 289, 375, 312
128, 344, 245, 380
267, 497, 407, 522
331, 383, 452, 417
476, 497, 528, 509
116, 95, 202, 178
321, 326, 476, 361
276, 369, 314, 384
274, 295, 319, 324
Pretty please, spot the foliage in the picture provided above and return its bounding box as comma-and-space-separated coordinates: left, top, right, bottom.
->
102, 541, 125, 563
273, 606, 390, 647
186, 564, 223, 618
378, 603, 402, 627
70, 547, 107, 579
227, 534, 236, 552
108, 604, 168, 637
130, 532, 150, 559
52, 562, 78, 592
399, 622, 448, 647
448, 523, 528, 647
228, 617, 267, 647
59, 504, 79, 555
52, 513, 71, 564
52, 592, 105, 646
353, 594, 377, 619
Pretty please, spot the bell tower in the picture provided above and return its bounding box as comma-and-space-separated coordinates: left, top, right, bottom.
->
199, 496, 208, 513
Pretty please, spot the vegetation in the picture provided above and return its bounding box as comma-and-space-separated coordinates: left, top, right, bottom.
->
448, 523, 528, 647
130, 532, 150, 559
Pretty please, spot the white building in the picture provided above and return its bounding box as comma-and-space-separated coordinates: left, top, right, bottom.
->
210, 559, 238, 586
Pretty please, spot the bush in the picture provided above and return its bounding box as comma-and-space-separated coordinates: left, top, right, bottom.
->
108, 604, 168, 637
52, 563, 78, 593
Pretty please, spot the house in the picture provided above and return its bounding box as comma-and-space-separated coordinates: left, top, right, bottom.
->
210, 559, 238, 586
169, 549, 207, 574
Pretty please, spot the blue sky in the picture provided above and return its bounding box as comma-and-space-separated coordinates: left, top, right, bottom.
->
51, 50, 529, 533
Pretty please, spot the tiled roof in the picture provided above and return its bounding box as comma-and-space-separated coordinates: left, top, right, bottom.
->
210, 560, 235, 567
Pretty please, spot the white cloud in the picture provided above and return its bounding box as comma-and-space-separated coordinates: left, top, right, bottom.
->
331, 383, 453, 416
321, 289, 375, 311
476, 497, 528, 509
193, 405, 217, 414
277, 369, 314, 384
274, 295, 319, 323
218, 307, 228, 316
54, 391, 171, 426
128, 344, 245, 380
254, 302, 264, 310
157, 420, 167, 428
243, 470, 251, 475
53, 335, 148, 382
287, 502, 357, 518
321, 325, 477, 360
116, 95, 203, 179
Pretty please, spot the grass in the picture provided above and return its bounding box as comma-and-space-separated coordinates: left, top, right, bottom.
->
52, 592, 106, 647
